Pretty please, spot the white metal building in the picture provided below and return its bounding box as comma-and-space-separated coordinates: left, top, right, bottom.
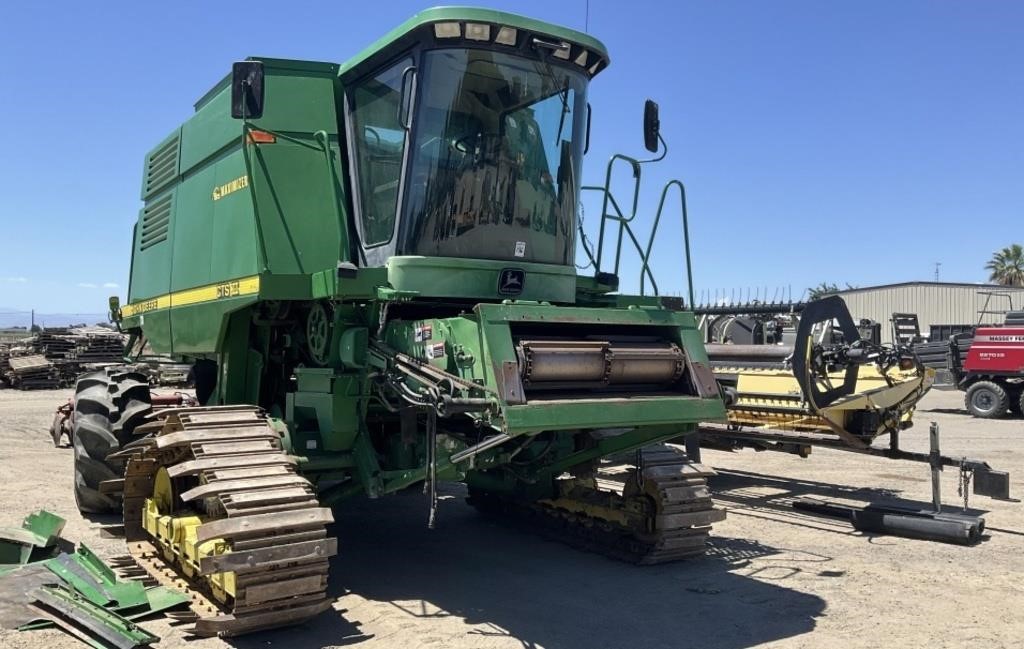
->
830, 282, 1024, 343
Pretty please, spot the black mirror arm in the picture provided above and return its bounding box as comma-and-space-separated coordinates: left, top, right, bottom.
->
635, 133, 668, 165
584, 103, 592, 154
240, 79, 251, 122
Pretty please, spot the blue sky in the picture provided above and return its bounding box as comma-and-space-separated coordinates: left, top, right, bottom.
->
0, 1, 1021, 322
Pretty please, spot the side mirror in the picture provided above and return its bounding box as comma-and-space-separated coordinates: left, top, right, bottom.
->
643, 99, 660, 153
231, 61, 265, 119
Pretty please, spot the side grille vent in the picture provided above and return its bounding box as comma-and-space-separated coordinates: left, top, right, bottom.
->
143, 132, 180, 198
140, 195, 172, 250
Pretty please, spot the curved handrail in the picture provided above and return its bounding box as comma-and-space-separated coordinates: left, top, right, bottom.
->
579, 143, 694, 301
640, 179, 694, 305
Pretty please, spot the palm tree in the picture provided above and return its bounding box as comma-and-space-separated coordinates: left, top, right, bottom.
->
808, 282, 840, 300
986, 244, 1024, 286
807, 282, 856, 300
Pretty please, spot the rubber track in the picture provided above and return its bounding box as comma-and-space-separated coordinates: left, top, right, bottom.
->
121, 405, 335, 637
468, 444, 725, 565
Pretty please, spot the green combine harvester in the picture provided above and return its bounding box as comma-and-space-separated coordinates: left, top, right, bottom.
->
71, 7, 726, 635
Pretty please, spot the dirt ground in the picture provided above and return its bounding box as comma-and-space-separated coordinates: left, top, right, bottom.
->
0, 388, 1021, 649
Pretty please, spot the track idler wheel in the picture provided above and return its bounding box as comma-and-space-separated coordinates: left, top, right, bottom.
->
469, 444, 725, 564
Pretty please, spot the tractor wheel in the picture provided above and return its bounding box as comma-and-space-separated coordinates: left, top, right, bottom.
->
72, 367, 152, 513
964, 381, 1009, 419
1009, 389, 1023, 416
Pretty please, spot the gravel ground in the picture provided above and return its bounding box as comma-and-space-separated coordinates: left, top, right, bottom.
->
0, 388, 1021, 649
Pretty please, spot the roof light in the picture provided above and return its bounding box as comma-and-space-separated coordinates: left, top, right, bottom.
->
434, 22, 461, 39
495, 26, 517, 46
553, 41, 571, 60
574, 50, 589, 67
465, 23, 490, 41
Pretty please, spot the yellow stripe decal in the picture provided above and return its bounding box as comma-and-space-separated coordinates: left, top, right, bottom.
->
120, 295, 171, 318
121, 275, 260, 317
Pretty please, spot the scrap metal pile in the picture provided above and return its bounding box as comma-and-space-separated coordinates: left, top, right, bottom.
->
0, 510, 189, 648
0, 327, 126, 389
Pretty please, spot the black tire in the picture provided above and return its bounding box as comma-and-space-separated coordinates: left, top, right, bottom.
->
1007, 385, 1023, 416
72, 367, 152, 513
964, 381, 1009, 419
1017, 390, 1024, 419
192, 360, 217, 405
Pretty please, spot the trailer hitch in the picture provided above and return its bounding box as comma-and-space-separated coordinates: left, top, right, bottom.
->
895, 422, 1011, 503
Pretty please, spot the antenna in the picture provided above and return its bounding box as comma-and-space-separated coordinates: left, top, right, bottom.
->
584, 0, 590, 31
934, 262, 941, 282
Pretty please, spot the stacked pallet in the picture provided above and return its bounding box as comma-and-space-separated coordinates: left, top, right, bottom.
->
0, 328, 126, 389
6, 354, 60, 389
35, 328, 76, 360
70, 330, 126, 364
0, 344, 10, 385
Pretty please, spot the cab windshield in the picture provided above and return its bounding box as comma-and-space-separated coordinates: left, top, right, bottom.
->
400, 48, 588, 265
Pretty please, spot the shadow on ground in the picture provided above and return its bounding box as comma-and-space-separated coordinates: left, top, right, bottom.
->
233, 485, 826, 649
918, 406, 969, 416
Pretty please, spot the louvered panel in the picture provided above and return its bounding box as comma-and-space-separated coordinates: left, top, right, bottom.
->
140, 194, 173, 250
144, 132, 180, 198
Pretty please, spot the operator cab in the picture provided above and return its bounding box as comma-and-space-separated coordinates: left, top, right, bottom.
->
337, 9, 607, 269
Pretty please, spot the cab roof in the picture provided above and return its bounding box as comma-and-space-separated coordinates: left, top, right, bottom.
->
338, 6, 610, 81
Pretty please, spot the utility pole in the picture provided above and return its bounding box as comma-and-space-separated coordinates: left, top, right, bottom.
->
30, 309, 34, 331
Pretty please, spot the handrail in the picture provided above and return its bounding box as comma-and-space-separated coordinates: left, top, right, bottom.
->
580, 144, 694, 302
641, 180, 694, 306
240, 123, 270, 273
581, 184, 657, 294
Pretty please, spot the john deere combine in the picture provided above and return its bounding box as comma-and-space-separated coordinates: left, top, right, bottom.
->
71, 7, 727, 635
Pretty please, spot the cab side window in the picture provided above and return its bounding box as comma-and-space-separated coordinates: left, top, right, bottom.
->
350, 59, 411, 246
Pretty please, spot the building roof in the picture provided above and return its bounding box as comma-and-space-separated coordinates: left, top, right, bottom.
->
833, 281, 1024, 294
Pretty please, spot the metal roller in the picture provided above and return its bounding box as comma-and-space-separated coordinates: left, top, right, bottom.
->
704, 344, 794, 360
518, 341, 610, 383
607, 343, 686, 384
517, 340, 685, 387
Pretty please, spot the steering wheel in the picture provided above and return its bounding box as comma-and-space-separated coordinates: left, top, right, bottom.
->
450, 132, 501, 155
